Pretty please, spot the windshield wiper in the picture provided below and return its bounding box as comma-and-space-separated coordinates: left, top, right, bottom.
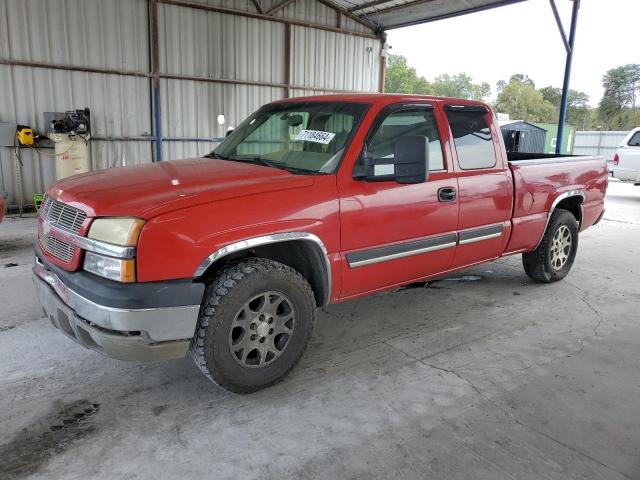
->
203, 152, 228, 160
227, 156, 315, 175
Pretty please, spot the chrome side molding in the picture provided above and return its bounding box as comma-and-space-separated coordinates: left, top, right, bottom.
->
458, 224, 504, 245
347, 233, 457, 268
193, 232, 332, 305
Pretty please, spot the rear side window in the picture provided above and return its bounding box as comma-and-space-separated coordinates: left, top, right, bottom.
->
446, 108, 497, 170
365, 108, 445, 171
628, 131, 640, 147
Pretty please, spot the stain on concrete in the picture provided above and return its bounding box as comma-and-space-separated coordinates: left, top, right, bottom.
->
443, 275, 484, 282
152, 405, 168, 416
3, 262, 19, 268
401, 281, 446, 290
0, 325, 16, 332
0, 400, 100, 479
0, 237, 35, 254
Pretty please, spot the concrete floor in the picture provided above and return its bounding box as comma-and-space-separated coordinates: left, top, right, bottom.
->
1, 180, 639, 480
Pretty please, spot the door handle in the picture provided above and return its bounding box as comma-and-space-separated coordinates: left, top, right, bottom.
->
438, 187, 457, 202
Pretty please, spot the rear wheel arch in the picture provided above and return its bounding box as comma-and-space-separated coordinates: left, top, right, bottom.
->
194, 233, 331, 307
533, 191, 584, 250
555, 195, 584, 227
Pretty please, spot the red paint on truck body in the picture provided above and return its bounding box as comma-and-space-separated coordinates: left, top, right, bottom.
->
40, 94, 607, 304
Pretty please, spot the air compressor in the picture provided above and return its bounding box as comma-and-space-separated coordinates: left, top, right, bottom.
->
46, 108, 91, 181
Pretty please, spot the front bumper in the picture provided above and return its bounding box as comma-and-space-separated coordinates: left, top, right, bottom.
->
33, 256, 203, 361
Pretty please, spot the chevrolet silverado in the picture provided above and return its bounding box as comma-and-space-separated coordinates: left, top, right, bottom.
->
33, 94, 608, 392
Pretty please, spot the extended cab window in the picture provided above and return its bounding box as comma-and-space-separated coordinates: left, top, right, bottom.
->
628, 131, 640, 147
211, 102, 368, 174
364, 108, 445, 173
446, 108, 497, 170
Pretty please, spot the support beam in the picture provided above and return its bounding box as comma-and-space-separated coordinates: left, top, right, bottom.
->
348, 0, 397, 13
265, 0, 297, 15
315, 0, 379, 33
161, 73, 287, 88
251, 0, 265, 14
149, 0, 163, 162
556, 0, 580, 154
160, 0, 378, 38
0, 58, 151, 78
364, 0, 438, 17
549, 0, 570, 53
378, 53, 386, 93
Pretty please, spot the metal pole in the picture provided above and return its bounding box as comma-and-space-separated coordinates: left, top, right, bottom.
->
556, 0, 580, 154
284, 24, 292, 98
149, 0, 163, 161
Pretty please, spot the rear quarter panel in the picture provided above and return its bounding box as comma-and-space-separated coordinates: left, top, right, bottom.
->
505, 157, 607, 254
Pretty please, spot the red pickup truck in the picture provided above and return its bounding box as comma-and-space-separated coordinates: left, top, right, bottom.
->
33, 94, 607, 392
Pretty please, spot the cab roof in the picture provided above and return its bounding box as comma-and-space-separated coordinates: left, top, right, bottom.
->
274, 93, 492, 110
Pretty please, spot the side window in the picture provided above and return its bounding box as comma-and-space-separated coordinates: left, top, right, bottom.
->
628, 131, 640, 147
365, 108, 445, 173
445, 108, 497, 170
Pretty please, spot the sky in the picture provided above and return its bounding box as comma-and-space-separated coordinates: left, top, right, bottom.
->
386, 0, 639, 106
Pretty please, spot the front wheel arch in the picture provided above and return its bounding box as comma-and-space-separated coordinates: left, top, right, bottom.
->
196, 236, 331, 307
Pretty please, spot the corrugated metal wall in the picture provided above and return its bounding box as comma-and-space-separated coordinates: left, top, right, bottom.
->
574, 131, 629, 162
0, 0, 382, 210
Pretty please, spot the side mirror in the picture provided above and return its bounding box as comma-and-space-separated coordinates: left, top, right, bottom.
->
353, 135, 429, 184
225, 127, 235, 138
394, 135, 429, 184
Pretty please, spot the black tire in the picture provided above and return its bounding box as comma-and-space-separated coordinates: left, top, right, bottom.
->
523, 208, 579, 283
190, 258, 316, 393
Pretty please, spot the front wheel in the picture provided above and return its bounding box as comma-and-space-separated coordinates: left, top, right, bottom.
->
523, 209, 579, 283
190, 258, 316, 393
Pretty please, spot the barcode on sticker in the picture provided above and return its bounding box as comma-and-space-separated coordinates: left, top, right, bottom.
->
295, 130, 336, 145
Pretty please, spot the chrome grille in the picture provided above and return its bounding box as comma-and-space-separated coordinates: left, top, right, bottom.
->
40, 196, 86, 234
41, 233, 75, 263
40, 196, 86, 263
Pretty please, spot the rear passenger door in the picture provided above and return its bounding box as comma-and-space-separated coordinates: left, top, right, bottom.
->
444, 105, 512, 268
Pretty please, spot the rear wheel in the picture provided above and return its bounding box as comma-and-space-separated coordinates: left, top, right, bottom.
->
523, 209, 579, 283
190, 258, 316, 393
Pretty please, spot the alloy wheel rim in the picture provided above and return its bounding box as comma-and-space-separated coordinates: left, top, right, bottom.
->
550, 225, 572, 270
228, 291, 295, 368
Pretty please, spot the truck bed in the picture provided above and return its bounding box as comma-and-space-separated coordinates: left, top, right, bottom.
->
507, 152, 600, 164
504, 152, 608, 254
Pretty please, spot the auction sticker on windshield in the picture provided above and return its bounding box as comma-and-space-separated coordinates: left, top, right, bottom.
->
295, 130, 336, 145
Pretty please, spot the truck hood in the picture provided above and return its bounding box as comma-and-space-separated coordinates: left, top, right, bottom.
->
50, 158, 315, 218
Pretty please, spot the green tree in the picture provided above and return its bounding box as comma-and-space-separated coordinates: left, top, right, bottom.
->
494, 76, 556, 123
508, 74, 536, 88
431, 73, 491, 101
384, 55, 490, 100
539, 86, 592, 129
384, 55, 432, 94
598, 64, 640, 129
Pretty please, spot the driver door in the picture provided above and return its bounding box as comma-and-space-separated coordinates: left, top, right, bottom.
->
338, 104, 459, 299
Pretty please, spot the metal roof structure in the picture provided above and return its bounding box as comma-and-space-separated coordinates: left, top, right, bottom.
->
337, 0, 527, 31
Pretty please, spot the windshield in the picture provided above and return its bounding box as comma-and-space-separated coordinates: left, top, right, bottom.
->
211, 102, 369, 174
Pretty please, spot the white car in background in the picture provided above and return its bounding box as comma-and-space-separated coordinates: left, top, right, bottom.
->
612, 127, 640, 185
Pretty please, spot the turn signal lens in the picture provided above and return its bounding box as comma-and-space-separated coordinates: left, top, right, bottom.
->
84, 252, 136, 283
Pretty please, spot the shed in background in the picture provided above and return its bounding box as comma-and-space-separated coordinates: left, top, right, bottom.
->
533, 123, 576, 155
499, 120, 547, 154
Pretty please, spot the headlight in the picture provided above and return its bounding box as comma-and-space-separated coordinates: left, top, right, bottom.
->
84, 252, 136, 283
88, 217, 145, 246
